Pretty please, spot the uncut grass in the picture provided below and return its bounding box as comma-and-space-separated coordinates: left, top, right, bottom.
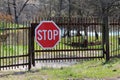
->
0, 58, 120, 80
39, 58, 120, 80
0, 35, 120, 66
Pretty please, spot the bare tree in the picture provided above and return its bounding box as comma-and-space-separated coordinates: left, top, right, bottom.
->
58, 0, 63, 17
7, 0, 12, 15
87, 0, 120, 17
7, 0, 30, 23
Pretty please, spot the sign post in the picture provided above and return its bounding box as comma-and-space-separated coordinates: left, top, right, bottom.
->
35, 21, 61, 49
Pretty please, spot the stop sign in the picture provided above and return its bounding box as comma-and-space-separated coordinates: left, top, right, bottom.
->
35, 21, 61, 49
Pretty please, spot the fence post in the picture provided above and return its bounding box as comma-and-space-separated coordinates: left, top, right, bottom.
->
28, 26, 32, 70
102, 14, 110, 61
31, 23, 36, 66
105, 17, 110, 61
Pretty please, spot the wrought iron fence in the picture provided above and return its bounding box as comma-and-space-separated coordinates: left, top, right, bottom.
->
0, 22, 30, 70
0, 17, 119, 70
30, 17, 104, 66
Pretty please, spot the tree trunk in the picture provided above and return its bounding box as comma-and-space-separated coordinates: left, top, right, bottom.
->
58, 0, 62, 17
7, 0, 12, 15
102, 9, 110, 61
13, 0, 18, 23
68, 0, 71, 18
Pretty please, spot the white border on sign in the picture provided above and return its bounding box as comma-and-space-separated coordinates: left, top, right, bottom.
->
35, 21, 61, 49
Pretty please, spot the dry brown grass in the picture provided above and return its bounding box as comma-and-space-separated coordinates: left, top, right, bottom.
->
0, 13, 13, 22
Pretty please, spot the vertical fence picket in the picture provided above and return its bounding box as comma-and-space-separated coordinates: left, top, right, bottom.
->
0, 17, 120, 70
118, 22, 119, 56
5, 22, 7, 70
2, 21, 5, 69
0, 26, 1, 69
16, 23, 17, 69
112, 18, 114, 57
23, 22, 24, 68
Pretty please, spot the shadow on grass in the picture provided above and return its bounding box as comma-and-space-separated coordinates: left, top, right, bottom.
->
102, 57, 120, 66
64, 42, 87, 48
0, 70, 39, 78
63, 41, 102, 48
111, 54, 120, 58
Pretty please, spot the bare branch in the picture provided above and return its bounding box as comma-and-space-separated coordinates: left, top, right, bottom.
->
18, 0, 29, 17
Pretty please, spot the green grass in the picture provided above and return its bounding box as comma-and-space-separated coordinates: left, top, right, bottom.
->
0, 58, 120, 80
39, 58, 120, 80
0, 22, 24, 33
0, 44, 28, 57
1, 35, 119, 58
0, 44, 28, 65
0, 22, 23, 28
34, 35, 103, 50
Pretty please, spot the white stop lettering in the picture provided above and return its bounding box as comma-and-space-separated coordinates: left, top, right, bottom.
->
37, 30, 58, 40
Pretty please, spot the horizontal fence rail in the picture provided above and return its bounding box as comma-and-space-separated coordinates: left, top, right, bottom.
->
30, 17, 104, 65
0, 17, 120, 70
0, 22, 30, 70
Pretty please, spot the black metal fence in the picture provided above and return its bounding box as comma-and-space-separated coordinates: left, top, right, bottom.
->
30, 17, 104, 66
0, 17, 120, 70
109, 19, 120, 57
0, 22, 30, 70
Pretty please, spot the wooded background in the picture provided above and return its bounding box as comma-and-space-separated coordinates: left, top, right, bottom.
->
0, 0, 120, 23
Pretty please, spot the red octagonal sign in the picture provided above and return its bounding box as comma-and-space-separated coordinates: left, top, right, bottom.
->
35, 21, 61, 49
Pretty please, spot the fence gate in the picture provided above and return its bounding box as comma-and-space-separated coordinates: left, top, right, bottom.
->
0, 17, 120, 70
0, 23, 30, 70
29, 17, 105, 66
